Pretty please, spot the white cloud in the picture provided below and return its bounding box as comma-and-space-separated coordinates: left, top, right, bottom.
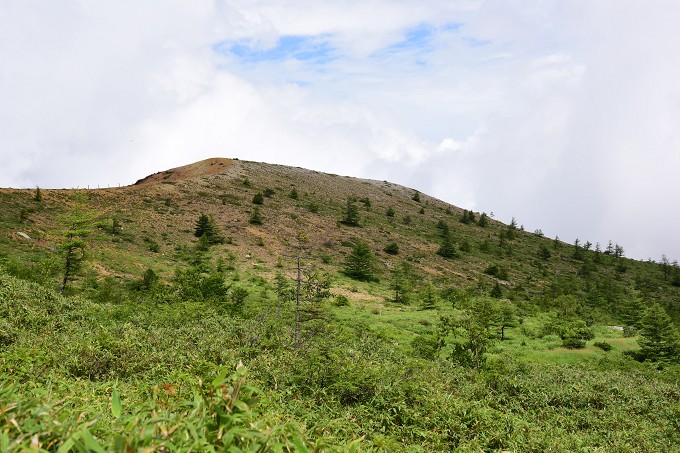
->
1, 0, 680, 260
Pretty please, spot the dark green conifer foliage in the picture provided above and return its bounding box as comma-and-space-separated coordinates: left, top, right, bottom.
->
619, 287, 644, 328
341, 198, 360, 226
344, 239, 376, 281
412, 191, 421, 202
194, 214, 223, 244
252, 192, 264, 205
460, 210, 476, 224
383, 241, 399, 255
194, 214, 213, 238
490, 282, 503, 298
436, 222, 457, 259
478, 212, 489, 227
289, 187, 299, 200
58, 208, 92, 293
638, 303, 680, 363
385, 206, 395, 217
249, 207, 263, 225
34, 186, 42, 202
573, 238, 584, 260
539, 245, 551, 260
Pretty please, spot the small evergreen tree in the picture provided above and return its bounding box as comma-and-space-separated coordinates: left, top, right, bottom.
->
637, 303, 680, 363
490, 282, 503, 298
386, 206, 395, 217
437, 229, 457, 259
478, 212, 489, 227
383, 241, 399, 255
249, 207, 263, 225
390, 263, 413, 304
344, 239, 377, 281
419, 281, 439, 310
252, 192, 264, 205
34, 186, 42, 202
341, 198, 360, 226
194, 214, 223, 244
412, 191, 421, 202
289, 187, 299, 200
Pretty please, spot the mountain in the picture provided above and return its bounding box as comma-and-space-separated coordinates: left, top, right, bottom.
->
2, 157, 678, 322
1, 157, 679, 451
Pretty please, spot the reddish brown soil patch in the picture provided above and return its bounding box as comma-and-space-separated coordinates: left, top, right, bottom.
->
134, 158, 234, 185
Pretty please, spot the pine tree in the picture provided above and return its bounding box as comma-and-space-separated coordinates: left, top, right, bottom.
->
638, 303, 680, 363
390, 263, 412, 304
478, 212, 489, 227
252, 192, 264, 205
437, 229, 457, 259
344, 239, 376, 281
249, 207, 263, 225
58, 207, 92, 293
341, 198, 360, 226
289, 187, 299, 200
34, 186, 42, 202
194, 214, 223, 244
419, 281, 439, 310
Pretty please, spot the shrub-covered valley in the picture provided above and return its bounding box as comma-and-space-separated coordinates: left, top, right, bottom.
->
1, 157, 679, 451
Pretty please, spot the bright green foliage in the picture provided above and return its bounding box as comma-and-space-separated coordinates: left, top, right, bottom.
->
274, 271, 295, 303
440, 306, 495, 369
419, 281, 439, 310
344, 239, 376, 281
390, 262, 413, 304
498, 299, 518, 340
637, 303, 680, 363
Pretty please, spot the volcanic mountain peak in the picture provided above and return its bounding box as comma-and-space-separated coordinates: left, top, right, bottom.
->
133, 157, 235, 185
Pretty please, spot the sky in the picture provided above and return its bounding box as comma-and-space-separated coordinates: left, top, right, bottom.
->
2, 1, 679, 261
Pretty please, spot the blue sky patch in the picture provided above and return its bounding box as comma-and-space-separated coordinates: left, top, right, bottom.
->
376, 22, 462, 58
217, 35, 335, 64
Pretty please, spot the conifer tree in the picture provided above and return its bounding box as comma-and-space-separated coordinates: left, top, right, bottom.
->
252, 192, 264, 205
638, 303, 680, 363
344, 239, 376, 281
341, 198, 360, 226
249, 207, 263, 225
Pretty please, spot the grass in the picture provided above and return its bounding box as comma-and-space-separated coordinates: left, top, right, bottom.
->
1, 158, 680, 450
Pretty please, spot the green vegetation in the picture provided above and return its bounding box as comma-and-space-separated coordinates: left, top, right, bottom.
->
1, 158, 679, 451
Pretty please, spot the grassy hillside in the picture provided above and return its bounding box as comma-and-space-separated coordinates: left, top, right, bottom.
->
1, 157, 679, 451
